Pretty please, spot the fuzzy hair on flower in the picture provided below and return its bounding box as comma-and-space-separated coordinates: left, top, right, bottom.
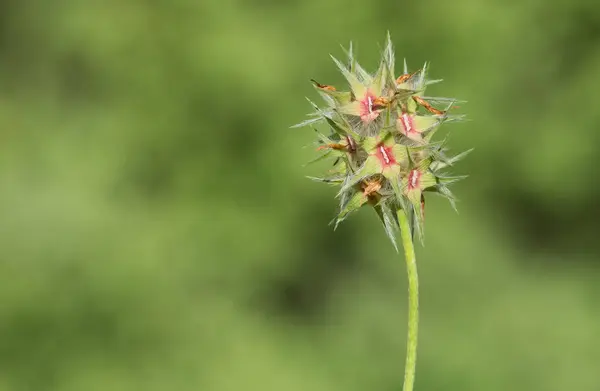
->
293, 33, 470, 250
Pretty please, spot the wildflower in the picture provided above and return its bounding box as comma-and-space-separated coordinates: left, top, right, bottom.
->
293, 33, 468, 247
292, 35, 470, 391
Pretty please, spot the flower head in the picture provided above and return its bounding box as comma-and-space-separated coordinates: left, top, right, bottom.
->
293, 34, 469, 248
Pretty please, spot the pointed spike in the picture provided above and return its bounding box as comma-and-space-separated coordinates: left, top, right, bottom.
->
437, 174, 469, 185
346, 41, 355, 72
390, 176, 405, 202
374, 202, 400, 252
303, 151, 333, 167
449, 149, 474, 165
335, 191, 367, 228
290, 116, 323, 129
330, 55, 367, 96
425, 79, 443, 86
312, 127, 331, 141
435, 185, 459, 212
306, 175, 345, 184
420, 96, 466, 104
325, 117, 349, 137
408, 195, 425, 245
383, 32, 395, 85
337, 169, 370, 197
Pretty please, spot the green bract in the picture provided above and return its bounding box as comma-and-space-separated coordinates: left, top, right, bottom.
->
294, 34, 469, 250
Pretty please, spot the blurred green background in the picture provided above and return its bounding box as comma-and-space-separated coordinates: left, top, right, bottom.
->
1, 1, 599, 390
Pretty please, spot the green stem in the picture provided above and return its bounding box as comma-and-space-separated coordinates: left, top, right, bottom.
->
398, 209, 419, 391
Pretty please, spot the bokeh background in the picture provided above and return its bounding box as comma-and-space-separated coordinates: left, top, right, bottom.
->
1, 1, 599, 390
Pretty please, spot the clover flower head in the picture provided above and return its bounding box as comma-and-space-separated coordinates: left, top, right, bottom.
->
293, 33, 469, 249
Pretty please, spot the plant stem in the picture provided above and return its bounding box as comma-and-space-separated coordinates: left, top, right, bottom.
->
398, 209, 419, 391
